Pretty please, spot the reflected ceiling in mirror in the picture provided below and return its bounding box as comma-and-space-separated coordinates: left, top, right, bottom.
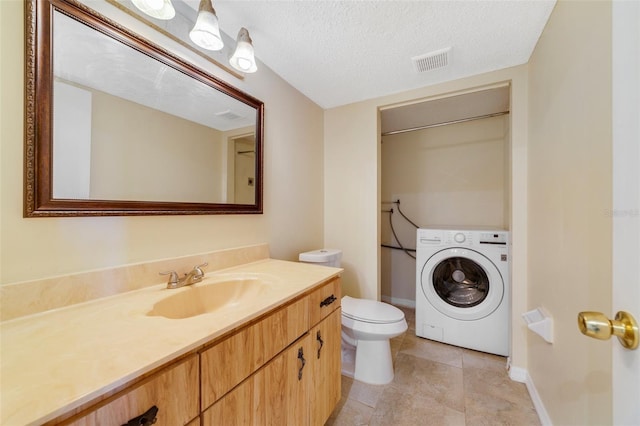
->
105, 0, 244, 78
25, 0, 264, 216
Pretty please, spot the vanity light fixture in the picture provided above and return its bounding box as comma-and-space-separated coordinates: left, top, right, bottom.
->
189, 0, 224, 51
132, 0, 258, 72
131, 0, 175, 20
229, 27, 257, 73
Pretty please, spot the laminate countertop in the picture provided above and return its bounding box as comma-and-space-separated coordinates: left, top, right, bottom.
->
0, 259, 342, 425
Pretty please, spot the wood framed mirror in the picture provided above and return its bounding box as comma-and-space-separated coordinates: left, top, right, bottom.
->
24, 0, 264, 217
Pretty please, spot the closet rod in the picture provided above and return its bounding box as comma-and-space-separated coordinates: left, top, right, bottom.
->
381, 110, 509, 136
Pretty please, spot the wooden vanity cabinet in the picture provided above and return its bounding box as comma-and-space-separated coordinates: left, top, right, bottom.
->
66, 355, 199, 426
58, 277, 341, 426
200, 295, 310, 409
202, 333, 313, 425
201, 277, 342, 426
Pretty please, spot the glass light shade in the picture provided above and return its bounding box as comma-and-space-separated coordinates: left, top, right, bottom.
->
131, 0, 175, 20
189, 0, 224, 51
229, 28, 257, 73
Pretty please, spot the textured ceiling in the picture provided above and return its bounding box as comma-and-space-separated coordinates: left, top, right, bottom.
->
55, 10, 256, 131
186, 0, 556, 109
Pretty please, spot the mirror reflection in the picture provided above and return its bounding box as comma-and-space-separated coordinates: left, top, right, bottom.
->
52, 10, 257, 204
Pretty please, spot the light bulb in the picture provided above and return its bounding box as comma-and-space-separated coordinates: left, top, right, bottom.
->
229, 28, 257, 73
131, 0, 175, 20
236, 57, 252, 71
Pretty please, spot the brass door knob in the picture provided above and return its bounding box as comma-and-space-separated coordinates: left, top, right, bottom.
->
577, 311, 639, 350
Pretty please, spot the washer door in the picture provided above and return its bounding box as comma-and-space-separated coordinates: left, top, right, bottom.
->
421, 248, 504, 321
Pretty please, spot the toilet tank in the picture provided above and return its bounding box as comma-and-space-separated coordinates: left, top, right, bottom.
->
298, 249, 342, 267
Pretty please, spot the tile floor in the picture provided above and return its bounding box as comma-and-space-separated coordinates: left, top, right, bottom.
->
326, 306, 540, 426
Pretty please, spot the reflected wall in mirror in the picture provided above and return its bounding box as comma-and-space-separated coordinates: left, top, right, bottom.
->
25, 0, 264, 216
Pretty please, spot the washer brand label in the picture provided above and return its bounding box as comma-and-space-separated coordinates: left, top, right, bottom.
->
501, 254, 507, 262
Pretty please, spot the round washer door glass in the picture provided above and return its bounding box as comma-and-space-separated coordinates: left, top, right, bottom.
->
432, 257, 489, 308
421, 248, 504, 321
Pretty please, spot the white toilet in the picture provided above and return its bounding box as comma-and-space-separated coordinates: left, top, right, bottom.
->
299, 249, 408, 385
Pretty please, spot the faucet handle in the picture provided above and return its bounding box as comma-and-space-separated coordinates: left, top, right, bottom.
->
192, 262, 208, 279
159, 270, 179, 287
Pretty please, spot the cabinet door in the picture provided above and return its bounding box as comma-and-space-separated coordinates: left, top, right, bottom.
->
284, 334, 312, 426
252, 350, 287, 425
310, 309, 342, 426
201, 323, 254, 410
202, 334, 312, 426
252, 333, 312, 426
201, 296, 309, 410
68, 355, 199, 426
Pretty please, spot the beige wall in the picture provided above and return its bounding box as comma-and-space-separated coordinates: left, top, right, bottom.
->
90, 88, 225, 203
527, 0, 612, 424
0, 0, 324, 284
380, 115, 509, 304
324, 101, 380, 300
325, 66, 530, 370
381, 114, 508, 228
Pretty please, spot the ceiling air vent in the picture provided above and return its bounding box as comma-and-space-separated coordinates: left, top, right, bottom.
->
411, 47, 451, 73
215, 109, 242, 120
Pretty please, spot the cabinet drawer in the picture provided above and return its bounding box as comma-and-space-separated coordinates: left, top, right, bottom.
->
68, 355, 198, 426
309, 278, 341, 327
201, 296, 309, 409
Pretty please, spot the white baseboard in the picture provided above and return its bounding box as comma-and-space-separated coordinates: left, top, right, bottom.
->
509, 366, 552, 426
381, 295, 415, 308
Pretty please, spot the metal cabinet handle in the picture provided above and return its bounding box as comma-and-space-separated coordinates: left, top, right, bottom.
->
320, 294, 337, 308
122, 405, 158, 426
316, 331, 324, 359
297, 347, 306, 380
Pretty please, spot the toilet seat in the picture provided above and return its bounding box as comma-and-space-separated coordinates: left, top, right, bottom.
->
341, 296, 405, 324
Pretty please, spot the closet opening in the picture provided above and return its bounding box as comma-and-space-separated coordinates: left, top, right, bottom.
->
379, 84, 512, 308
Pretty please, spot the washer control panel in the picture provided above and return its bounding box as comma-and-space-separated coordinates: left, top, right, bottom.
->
444, 231, 473, 245
417, 229, 508, 247
417, 229, 445, 246
478, 232, 508, 245
418, 229, 475, 246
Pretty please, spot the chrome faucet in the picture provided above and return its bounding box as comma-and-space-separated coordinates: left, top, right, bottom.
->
160, 262, 208, 289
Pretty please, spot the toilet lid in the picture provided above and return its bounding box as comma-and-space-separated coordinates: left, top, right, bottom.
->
341, 296, 405, 324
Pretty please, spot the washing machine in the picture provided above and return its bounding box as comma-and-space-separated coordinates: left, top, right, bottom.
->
416, 228, 510, 356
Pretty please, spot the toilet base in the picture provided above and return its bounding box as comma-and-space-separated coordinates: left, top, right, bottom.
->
341, 338, 395, 385
340, 344, 356, 378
